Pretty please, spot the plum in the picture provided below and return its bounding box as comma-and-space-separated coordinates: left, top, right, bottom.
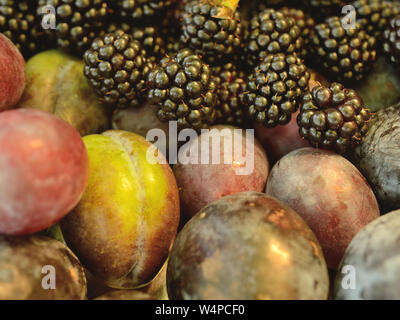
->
0, 109, 89, 235
334, 210, 400, 299
61, 130, 180, 289
167, 192, 329, 300
254, 111, 310, 163
266, 148, 380, 269
173, 125, 269, 220
0, 235, 86, 300
352, 57, 400, 112
18, 50, 110, 136
0, 33, 25, 111
352, 103, 400, 213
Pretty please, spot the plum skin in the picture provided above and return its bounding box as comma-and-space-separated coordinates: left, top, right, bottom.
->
173, 125, 269, 220
0, 33, 25, 111
0, 109, 89, 235
266, 147, 380, 269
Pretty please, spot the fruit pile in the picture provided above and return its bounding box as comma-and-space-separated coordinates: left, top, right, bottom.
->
1, 0, 400, 300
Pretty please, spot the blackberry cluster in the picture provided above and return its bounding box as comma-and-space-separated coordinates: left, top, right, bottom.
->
211, 63, 248, 127
147, 48, 218, 131
83, 30, 152, 109
180, 0, 242, 64
243, 8, 303, 68
38, 0, 111, 55
244, 53, 310, 128
0, 0, 48, 57
353, 0, 400, 40
383, 15, 400, 66
310, 16, 377, 82
297, 82, 371, 154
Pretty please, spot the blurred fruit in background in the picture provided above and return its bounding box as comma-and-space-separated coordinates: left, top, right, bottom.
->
0, 235, 86, 300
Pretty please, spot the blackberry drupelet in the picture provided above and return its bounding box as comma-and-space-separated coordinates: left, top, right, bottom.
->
243, 8, 303, 68
310, 16, 377, 83
180, 0, 243, 64
297, 82, 370, 154
38, 0, 111, 55
244, 53, 310, 128
353, 0, 400, 40
383, 15, 400, 66
0, 0, 47, 57
211, 63, 248, 126
147, 48, 218, 131
83, 30, 152, 109
114, 0, 173, 22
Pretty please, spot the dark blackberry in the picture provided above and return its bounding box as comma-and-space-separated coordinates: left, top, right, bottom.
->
113, 0, 173, 22
297, 82, 371, 154
38, 0, 111, 55
211, 63, 248, 127
280, 7, 315, 59
147, 48, 218, 131
383, 15, 400, 66
244, 53, 310, 128
304, 0, 349, 22
180, 0, 243, 64
353, 0, 400, 40
0, 0, 49, 57
310, 16, 377, 82
243, 8, 303, 68
83, 30, 152, 109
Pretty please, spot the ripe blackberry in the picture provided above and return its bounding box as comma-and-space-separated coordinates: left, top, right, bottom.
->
353, 0, 400, 40
280, 7, 315, 59
244, 53, 310, 128
180, 0, 243, 64
297, 82, 370, 154
106, 23, 166, 63
0, 0, 48, 57
113, 0, 173, 22
211, 63, 248, 127
83, 30, 152, 109
147, 48, 218, 131
38, 0, 111, 55
243, 8, 303, 68
383, 15, 400, 66
310, 16, 377, 82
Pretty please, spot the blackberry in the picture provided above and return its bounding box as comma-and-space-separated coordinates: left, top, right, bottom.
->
353, 0, 400, 40
147, 48, 218, 131
383, 15, 400, 66
0, 0, 48, 57
310, 16, 377, 82
107, 23, 166, 63
280, 7, 315, 59
83, 30, 152, 109
113, 0, 173, 22
38, 0, 111, 55
243, 8, 303, 68
297, 82, 370, 154
180, 0, 243, 64
244, 53, 310, 128
211, 63, 248, 126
